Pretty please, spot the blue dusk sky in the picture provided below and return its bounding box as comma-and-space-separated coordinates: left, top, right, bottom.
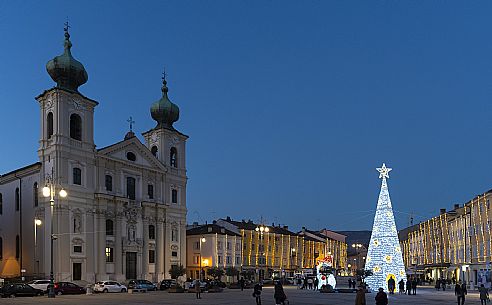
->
1, 1, 492, 231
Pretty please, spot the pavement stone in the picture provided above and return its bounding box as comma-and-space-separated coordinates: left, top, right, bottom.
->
0, 286, 483, 304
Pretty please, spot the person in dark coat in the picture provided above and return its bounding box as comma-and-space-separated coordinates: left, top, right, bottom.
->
274, 282, 287, 305
253, 283, 262, 305
406, 279, 412, 295
355, 285, 366, 305
398, 279, 405, 294
387, 276, 395, 294
455, 281, 467, 305
411, 278, 417, 295
435, 278, 441, 291
375, 288, 388, 305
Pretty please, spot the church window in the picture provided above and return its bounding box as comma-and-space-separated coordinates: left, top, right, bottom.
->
171, 189, 178, 204
47, 112, 53, 138
149, 225, 155, 240
15, 235, 19, 259
106, 247, 114, 262
149, 250, 155, 263
70, 113, 82, 141
151, 146, 158, 157
172, 251, 178, 257
105, 175, 113, 191
106, 219, 114, 236
0, 193, 3, 215
0, 237, 2, 260
170, 147, 177, 168
73, 245, 82, 253
147, 184, 154, 199
126, 177, 136, 200
171, 228, 178, 242
73, 168, 82, 185
15, 188, 19, 211
126, 152, 136, 162
33, 182, 38, 207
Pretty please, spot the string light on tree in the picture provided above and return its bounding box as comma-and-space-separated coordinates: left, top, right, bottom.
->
365, 163, 407, 292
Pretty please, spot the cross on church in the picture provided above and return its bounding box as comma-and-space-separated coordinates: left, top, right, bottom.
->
127, 116, 135, 131
162, 69, 167, 81
64, 19, 71, 32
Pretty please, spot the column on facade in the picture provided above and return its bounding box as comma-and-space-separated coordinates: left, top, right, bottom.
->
164, 219, 170, 278
142, 218, 149, 280
97, 211, 106, 280
156, 218, 165, 281
114, 212, 123, 280
181, 221, 186, 269
58, 206, 71, 280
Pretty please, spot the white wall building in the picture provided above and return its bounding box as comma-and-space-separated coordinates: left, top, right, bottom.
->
0, 26, 188, 283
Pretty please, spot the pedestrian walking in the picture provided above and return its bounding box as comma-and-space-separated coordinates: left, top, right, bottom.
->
274, 281, 287, 305
398, 279, 405, 294
455, 281, 467, 305
387, 276, 395, 294
411, 278, 417, 295
303, 277, 307, 290
375, 288, 388, 305
194, 279, 201, 299
349, 278, 353, 289
240, 277, 245, 291
355, 285, 366, 305
435, 278, 441, 291
479, 284, 489, 305
307, 277, 313, 290
253, 282, 262, 305
406, 279, 411, 295
314, 277, 319, 291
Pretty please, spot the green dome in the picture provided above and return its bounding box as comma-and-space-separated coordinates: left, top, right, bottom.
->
151, 77, 180, 129
46, 27, 88, 92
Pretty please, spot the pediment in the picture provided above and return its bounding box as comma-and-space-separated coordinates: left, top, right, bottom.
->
97, 137, 165, 171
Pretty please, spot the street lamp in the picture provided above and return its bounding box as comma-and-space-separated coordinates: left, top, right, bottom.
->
34, 219, 42, 277
42, 175, 67, 298
254, 223, 269, 281
199, 237, 206, 281
352, 243, 363, 271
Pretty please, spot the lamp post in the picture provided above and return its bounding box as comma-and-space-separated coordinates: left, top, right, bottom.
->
255, 223, 269, 281
34, 219, 42, 277
42, 175, 67, 298
199, 237, 206, 281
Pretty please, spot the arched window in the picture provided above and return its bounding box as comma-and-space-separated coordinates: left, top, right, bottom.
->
171, 189, 178, 204
47, 112, 54, 138
73, 167, 82, 185
126, 177, 136, 200
33, 182, 38, 207
170, 147, 177, 168
15, 235, 19, 259
151, 146, 158, 157
106, 219, 114, 236
0, 237, 2, 260
15, 188, 19, 211
149, 225, 155, 240
105, 175, 113, 191
70, 113, 82, 141
0, 193, 3, 215
147, 184, 154, 199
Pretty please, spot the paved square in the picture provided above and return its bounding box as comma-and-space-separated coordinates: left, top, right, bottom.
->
0, 286, 482, 304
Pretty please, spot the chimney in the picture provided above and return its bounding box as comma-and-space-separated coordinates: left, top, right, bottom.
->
454, 204, 460, 210
283, 225, 289, 230
213, 220, 217, 224
440, 208, 446, 215
226, 216, 231, 221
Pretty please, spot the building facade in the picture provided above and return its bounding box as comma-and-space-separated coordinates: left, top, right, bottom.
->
0, 27, 188, 283
186, 223, 242, 281
400, 190, 492, 288
298, 228, 347, 273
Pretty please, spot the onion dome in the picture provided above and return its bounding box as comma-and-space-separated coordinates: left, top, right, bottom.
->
46, 23, 88, 92
150, 74, 180, 129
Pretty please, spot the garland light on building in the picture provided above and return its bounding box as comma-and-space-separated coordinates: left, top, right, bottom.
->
365, 163, 407, 292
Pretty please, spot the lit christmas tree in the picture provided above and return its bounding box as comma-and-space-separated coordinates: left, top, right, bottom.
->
364, 163, 407, 292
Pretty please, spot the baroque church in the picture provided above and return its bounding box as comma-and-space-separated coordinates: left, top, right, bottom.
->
0, 26, 188, 283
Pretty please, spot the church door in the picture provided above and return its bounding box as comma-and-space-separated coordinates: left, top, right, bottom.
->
126, 252, 137, 279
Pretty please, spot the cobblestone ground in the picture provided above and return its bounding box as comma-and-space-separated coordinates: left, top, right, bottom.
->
0, 286, 482, 305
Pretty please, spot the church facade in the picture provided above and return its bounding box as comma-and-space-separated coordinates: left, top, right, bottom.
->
0, 26, 188, 283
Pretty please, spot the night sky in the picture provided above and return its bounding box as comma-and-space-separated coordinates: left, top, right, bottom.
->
1, 1, 492, 231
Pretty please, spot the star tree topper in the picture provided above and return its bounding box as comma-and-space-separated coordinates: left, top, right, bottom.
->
377, 163, 392, 179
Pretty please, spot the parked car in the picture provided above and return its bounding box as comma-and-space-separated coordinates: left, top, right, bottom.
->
27, 280, 51, 292
159, 279, 176, 290
94, 281, 127, 293
53, 282, 86, 295
1, 283, 44, 298
127, 280, 157, 291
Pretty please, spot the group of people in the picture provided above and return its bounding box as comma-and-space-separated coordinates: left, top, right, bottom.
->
297, 277, 319, 290
252, 281, 288, 305
348, 278, 357, 289
435, 278, 448, 291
